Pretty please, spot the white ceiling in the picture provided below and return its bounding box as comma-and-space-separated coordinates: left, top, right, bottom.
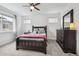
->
0, 3, 69, 16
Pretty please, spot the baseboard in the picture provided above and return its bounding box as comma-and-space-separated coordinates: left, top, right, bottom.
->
0, 40, 15, 47
47, 39, 56, 41
47, 39, 56, 42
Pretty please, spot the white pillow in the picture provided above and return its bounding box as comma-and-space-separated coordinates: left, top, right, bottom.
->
32, 31, 36, 34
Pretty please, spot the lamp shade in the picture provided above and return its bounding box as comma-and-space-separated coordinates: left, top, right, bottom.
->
70, 23, 76, 30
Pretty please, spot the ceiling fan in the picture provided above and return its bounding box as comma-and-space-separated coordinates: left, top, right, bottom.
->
23, 3, 40, 11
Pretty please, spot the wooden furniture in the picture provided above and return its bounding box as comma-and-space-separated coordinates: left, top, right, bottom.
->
16, 26, 47, 54
63, 9, 74, 29
56, 29, 76, 54
56, 9, 76, 54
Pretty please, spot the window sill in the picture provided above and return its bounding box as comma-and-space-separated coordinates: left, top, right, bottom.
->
0, 31, 16, 33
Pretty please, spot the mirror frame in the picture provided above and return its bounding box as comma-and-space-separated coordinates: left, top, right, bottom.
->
63, 9, 74, 29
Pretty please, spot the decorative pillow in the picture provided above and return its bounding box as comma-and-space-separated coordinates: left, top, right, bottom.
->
32, 30, 36, 34
38, 28, 45, 34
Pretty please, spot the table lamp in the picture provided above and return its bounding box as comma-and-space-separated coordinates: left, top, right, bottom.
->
69, 23, 76, 30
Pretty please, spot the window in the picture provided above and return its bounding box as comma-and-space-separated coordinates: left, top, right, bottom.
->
24, 20, 31, 24
0, 14, 15, 32
48, 18, 58, 23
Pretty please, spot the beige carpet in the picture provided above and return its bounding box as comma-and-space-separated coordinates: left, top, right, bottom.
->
0, 40, 77, 56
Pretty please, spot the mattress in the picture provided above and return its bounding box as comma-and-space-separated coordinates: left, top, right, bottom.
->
19, 38, 44, 41
17, 33, 47, 39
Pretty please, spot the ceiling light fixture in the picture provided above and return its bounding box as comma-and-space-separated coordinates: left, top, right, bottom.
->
30, 6, 34, 10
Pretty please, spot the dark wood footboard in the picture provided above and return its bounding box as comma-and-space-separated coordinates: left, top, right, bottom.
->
16, 38, 47, 54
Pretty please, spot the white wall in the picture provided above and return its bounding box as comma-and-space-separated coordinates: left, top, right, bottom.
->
0, 4, 63, 41
19, 13, 61, 40
17, 14, 47, 34
16, 15, 23, 35
0, 5, 17, 46
16, 16, 29, 35
0, 32, 16, 46
61, 3, 79, 55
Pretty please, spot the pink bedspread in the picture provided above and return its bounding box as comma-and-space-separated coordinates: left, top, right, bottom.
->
17, 34, 47, 39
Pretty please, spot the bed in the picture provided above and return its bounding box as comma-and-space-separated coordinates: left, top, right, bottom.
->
16, 26, 47, 54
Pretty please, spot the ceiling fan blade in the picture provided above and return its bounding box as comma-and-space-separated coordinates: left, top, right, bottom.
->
33, 6, 40, 11
30, 3, 34, 6
34, 3, 40, 6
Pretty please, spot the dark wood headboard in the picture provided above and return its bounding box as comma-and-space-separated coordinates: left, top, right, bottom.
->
32, 26, 47, 36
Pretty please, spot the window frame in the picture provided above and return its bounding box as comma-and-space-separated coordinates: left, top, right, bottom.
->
0, 14, 16, 32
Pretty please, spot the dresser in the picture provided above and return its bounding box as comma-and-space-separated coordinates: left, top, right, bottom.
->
56, 29, 76, 54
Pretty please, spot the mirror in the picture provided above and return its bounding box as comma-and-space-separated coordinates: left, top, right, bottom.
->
63, 9, 74, 29
64, 14, 70, 28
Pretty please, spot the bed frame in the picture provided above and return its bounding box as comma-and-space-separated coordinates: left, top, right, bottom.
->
16, 26, 47, 54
